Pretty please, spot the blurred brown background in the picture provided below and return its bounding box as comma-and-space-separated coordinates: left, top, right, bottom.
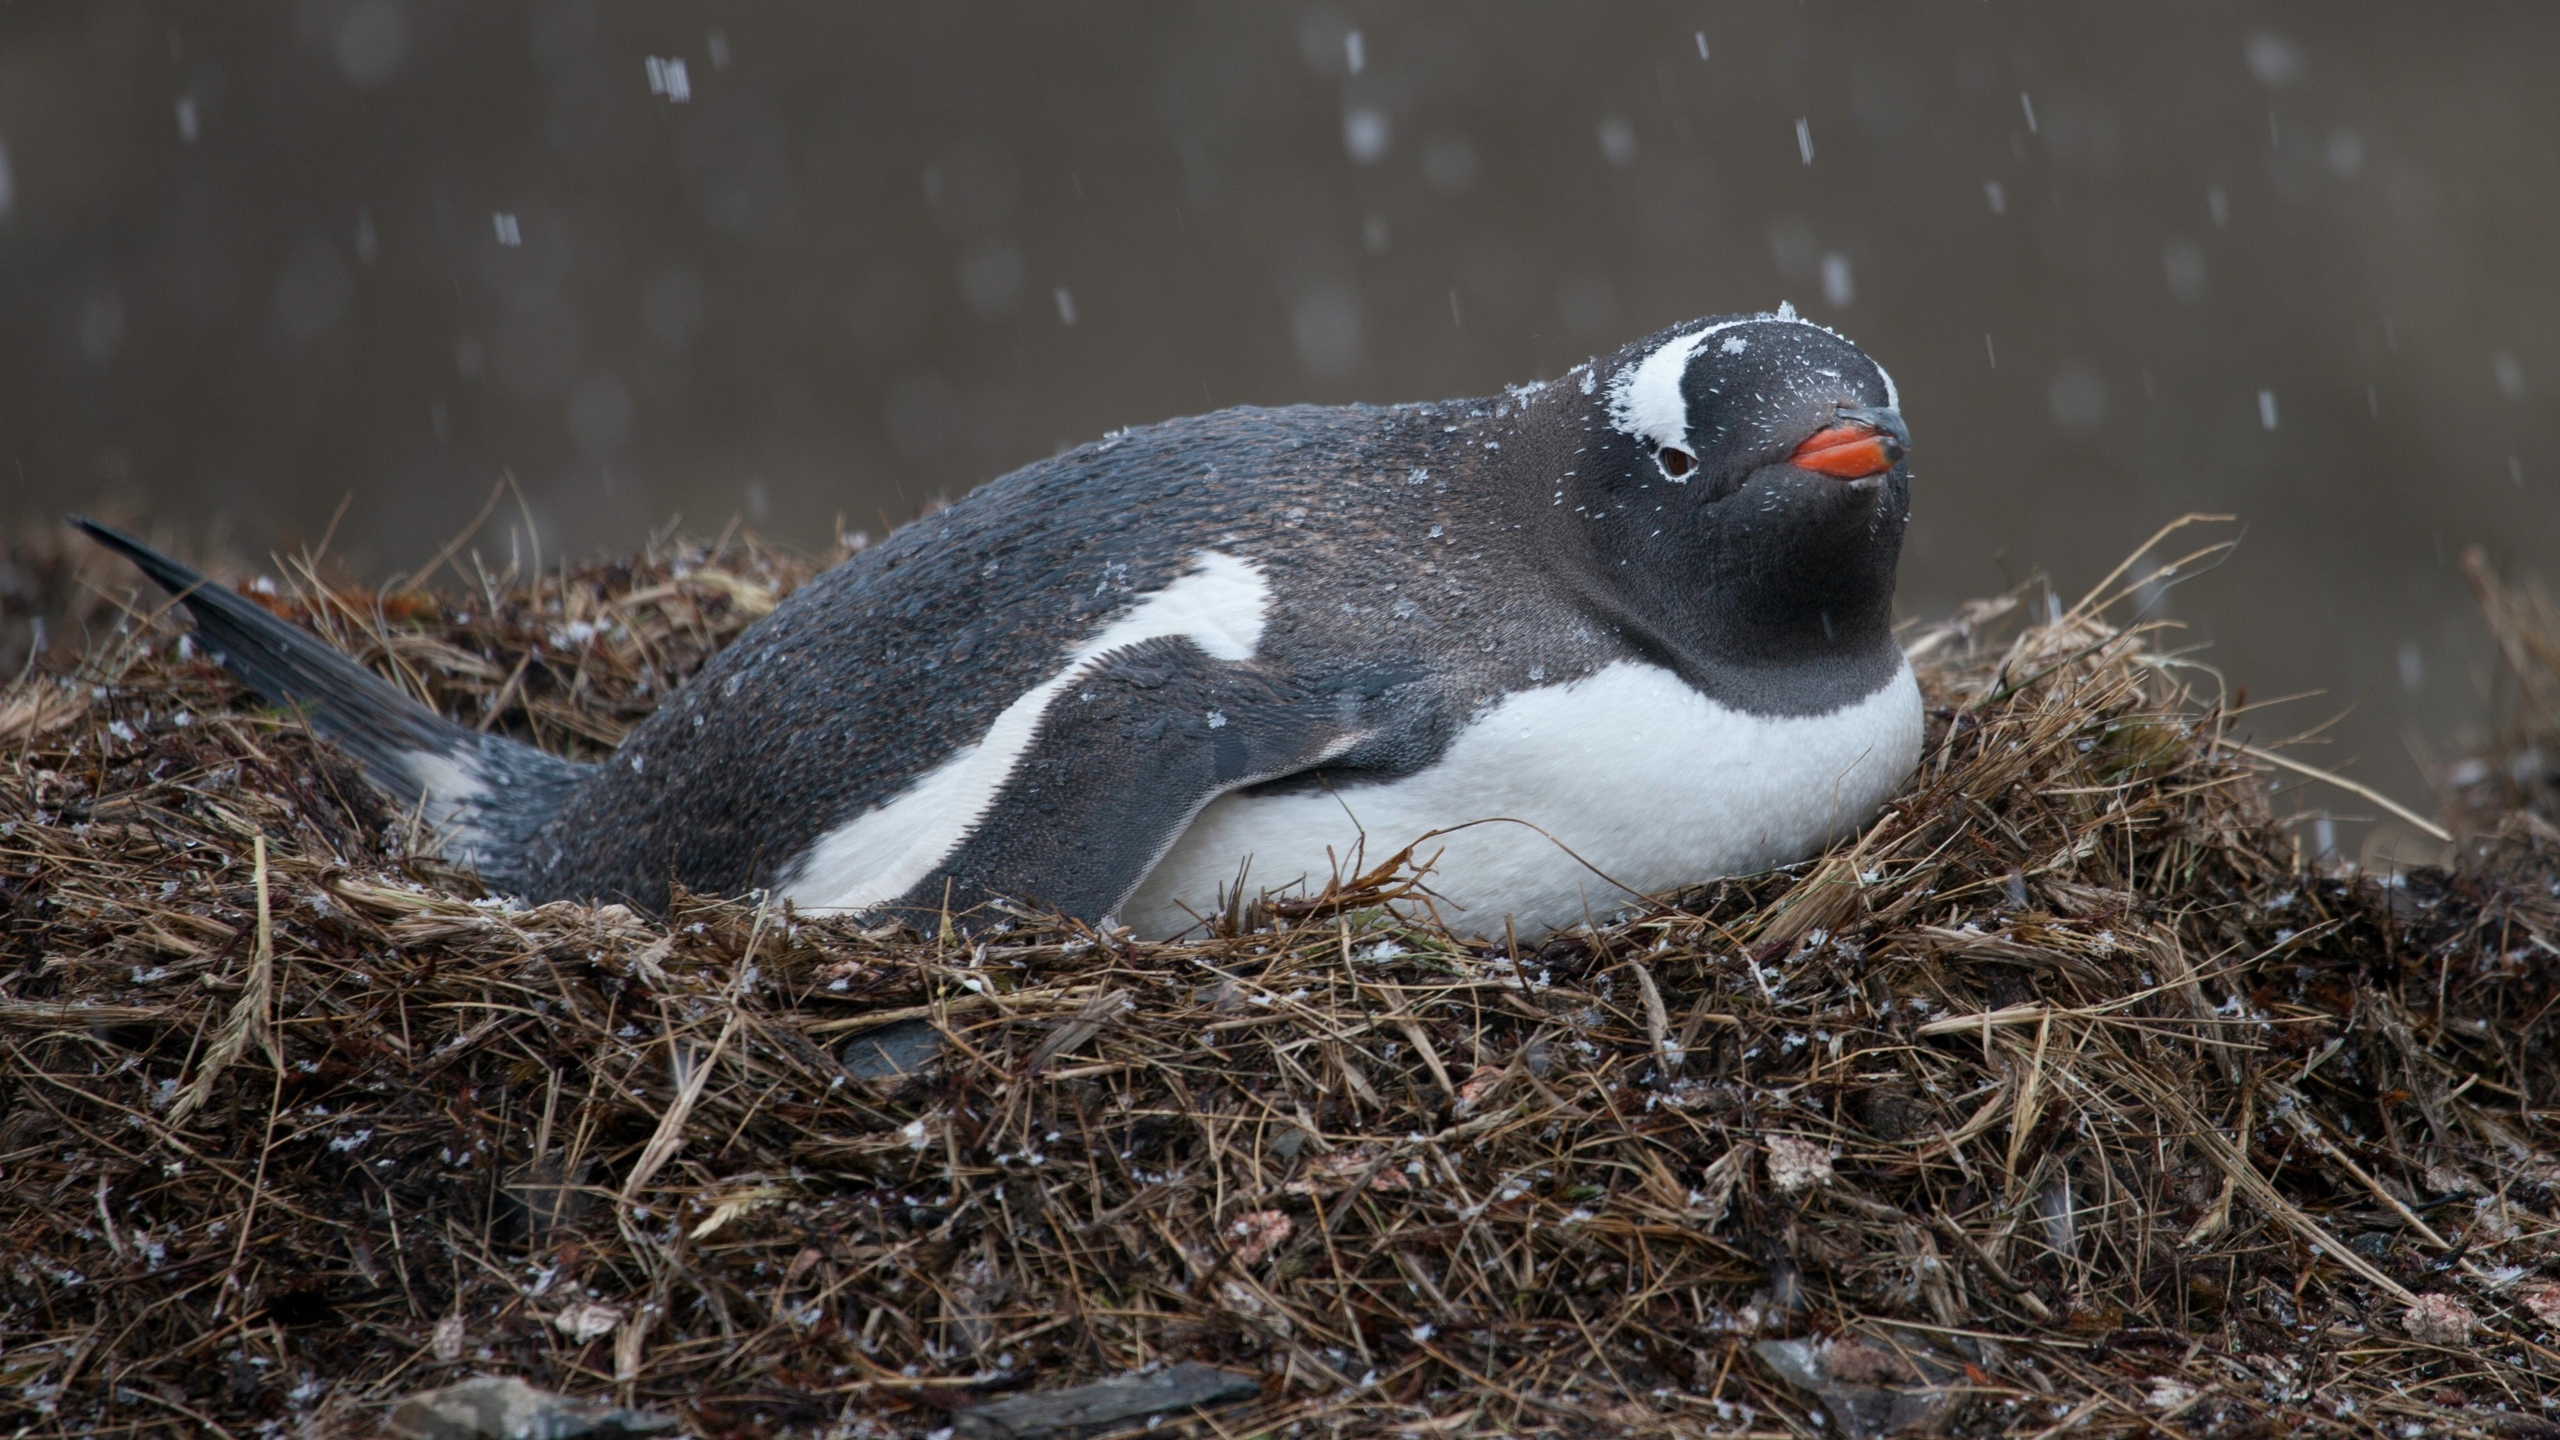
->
3, 2, 2555, 844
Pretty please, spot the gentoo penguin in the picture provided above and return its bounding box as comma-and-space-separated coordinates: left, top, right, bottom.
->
77, 305, 1921, 941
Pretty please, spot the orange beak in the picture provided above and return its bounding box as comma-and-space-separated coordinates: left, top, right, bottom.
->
1789, 414, 1907, 480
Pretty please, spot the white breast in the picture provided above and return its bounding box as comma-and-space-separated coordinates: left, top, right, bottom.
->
1122, 658, 1922, 941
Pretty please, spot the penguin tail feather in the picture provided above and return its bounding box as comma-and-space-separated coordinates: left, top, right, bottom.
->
70, 515, 587, 896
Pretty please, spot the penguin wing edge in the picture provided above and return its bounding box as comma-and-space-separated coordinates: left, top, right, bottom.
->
908, 635, 1362, 928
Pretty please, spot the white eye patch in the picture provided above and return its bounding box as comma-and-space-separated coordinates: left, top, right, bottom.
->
1606, 310, 1899, 454
1607, 331, 1711, 453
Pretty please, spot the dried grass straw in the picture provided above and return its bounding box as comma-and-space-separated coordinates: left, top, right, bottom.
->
4, 514, 2560, 1438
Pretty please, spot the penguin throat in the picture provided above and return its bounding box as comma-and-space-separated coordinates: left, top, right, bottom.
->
1580, 492, 1906, 714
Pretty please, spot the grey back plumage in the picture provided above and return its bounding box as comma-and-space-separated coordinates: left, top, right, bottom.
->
531, 403, 1488, 912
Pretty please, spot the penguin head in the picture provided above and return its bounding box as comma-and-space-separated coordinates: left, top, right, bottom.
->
1586, 309, 1911, 665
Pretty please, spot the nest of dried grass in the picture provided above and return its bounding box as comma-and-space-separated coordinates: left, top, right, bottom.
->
6, 518, 2560, 1440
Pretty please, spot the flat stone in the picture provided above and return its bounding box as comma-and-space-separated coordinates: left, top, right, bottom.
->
952, 1363, 1260, 1440
838, 1018, 944, 1081
386, 1376, 675, 1440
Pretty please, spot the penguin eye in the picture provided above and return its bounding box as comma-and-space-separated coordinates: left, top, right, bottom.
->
1656, 445, 1696, 479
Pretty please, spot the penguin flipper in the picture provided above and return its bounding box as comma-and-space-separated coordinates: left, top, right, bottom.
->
69, 515, 591, 895
901, 634, 1364, 928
